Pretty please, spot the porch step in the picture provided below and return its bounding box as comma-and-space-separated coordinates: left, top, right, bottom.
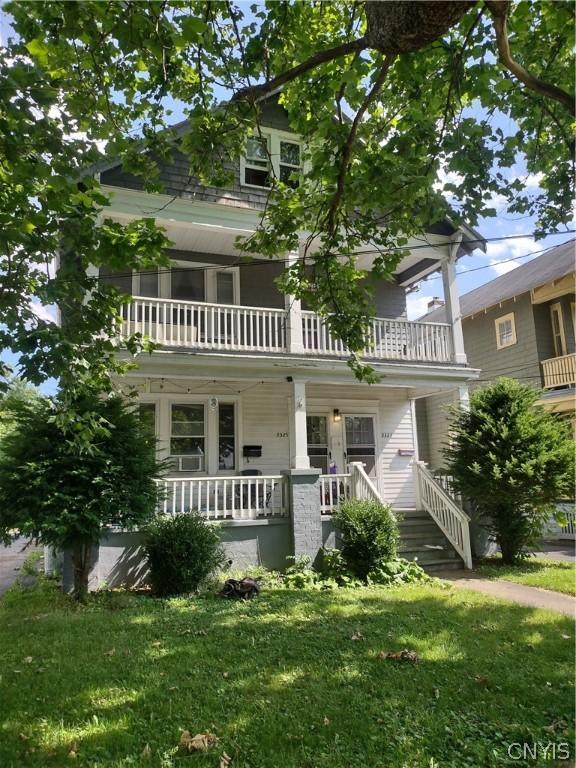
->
394, 508, 465, 574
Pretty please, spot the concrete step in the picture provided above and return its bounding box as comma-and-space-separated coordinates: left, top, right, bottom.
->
393, 509, 465, 573
422, 559, 464, 572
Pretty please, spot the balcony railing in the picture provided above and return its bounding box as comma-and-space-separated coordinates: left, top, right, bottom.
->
542, 353, 576, 389
121, 296, 455, 364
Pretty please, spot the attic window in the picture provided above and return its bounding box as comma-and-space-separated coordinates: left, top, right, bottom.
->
241, 130, 301, 189
495, 312, 517, 349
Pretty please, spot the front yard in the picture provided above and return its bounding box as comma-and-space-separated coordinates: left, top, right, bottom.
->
476, 556, 576, 596
0, 578, 574, 768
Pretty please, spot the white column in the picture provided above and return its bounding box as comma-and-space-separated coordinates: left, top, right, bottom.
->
285, 250, 304, 354
441, 234, 467, 365
289, 378, 310, 469
457, 384, 470, 410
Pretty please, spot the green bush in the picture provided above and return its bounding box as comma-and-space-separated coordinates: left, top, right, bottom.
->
333, 499, 399, 580
143, 513, 225, 596
367, 558, 431, 586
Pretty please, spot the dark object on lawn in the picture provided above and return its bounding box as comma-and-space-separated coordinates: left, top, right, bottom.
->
220, 578, 261, 600
379, 648, 419, 664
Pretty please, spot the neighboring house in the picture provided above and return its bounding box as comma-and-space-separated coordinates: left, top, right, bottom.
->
80, 100, 487, 588
416, 240, 575, 540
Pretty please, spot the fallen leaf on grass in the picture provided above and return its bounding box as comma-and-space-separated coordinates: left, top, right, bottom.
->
151, 641, 162, 648
18, 733, 30, 741
68, 740, 78, 759
379, 649, 419, 664
544, 720, 568, 734
23, 656, 33, 664
103, 648, 115, 657
220, 752, 232, 767
222, 672, 229, 679
179, 730, 218, 754
432, 687, 440, 700
351, 631, 364, 641
141, 743, 152, 759
474, 675, 489, 687
323, 717, 331, 726
561, 634, 571, 640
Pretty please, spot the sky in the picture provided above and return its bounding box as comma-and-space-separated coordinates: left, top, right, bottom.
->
1, 5, 574, 393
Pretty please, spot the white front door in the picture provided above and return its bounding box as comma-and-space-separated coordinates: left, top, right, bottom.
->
342, 415, 377, 479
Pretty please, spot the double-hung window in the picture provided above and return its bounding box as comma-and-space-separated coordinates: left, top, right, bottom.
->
495, 312, 516, 349
170, 404, 206, 471
241, 131, 301, 189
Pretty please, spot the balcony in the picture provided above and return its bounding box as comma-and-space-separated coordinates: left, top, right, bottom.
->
542, 353, 576, 389
120, 296, 455, 364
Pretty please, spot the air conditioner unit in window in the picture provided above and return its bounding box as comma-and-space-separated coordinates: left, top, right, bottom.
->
172, 456, 203, 472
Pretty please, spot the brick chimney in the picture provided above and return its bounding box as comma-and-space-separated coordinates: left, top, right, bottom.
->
427, 297, 445, 310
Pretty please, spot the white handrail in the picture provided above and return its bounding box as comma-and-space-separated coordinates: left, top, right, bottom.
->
319, 473, 351, 514
301, 311, 454, 363
414, 461, 472, 569
349, 462, 384, 504
541, 353, 576, 388
157, 475, 288, 520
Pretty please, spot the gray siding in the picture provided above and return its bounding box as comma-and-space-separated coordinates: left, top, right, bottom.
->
101, 101, 292, 212
462, 293, 542, 390
534, 294, 575, 360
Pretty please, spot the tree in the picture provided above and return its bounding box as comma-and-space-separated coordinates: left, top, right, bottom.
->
1, 1, 573, 387
0, 393, 165, 598
443, 378, 574, 564
0, 378, 42, 444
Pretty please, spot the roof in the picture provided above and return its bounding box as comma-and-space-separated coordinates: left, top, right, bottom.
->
420, 238, 575, 322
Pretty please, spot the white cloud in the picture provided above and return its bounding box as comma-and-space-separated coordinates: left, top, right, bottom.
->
29, 301, 57, 324
485, 236, 537, 277
406, 292, 441, 320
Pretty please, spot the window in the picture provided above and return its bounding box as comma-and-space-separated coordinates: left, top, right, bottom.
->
307, 415, 329, 474
344, 416, 376, 475
139, 269, 159, 298
550, 302, 566, 356
218, 403, 236, 470
138, 403, 156, 435
170, 404, 205, 471
241, 131, 301, 189
99, 266, 132, 294
216, 271, 235, 304
171, 266, 205, 301
495, 312, 517, 349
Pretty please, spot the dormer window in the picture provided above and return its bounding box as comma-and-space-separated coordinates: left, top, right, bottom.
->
241, 130, 301, 189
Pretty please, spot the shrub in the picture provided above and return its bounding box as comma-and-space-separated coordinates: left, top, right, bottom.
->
333, 499, 399, 580
367, 558, 431, 586
143, 513, 225, 596
444, 378, 575, 565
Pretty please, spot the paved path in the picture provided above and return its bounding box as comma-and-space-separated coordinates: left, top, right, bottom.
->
437, 571, 576, 617
535, 541, 575, 563
0, 539, 39, 596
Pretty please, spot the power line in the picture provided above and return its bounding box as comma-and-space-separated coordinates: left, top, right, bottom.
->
95, 230, 575, 283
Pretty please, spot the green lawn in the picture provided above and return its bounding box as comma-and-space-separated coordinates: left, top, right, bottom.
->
0, 578, 574, 768
476, 556, 576, 596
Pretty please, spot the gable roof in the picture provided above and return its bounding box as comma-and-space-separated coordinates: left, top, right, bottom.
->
420, 238, 575, 322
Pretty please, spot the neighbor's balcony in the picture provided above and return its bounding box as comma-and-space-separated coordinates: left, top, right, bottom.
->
120, 296, 455, 364
542, 353, 576, 389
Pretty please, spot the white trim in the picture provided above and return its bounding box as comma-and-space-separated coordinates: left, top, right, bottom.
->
495, 312, 517, 349
240, 129, 302, 189
550, 302, 567, 357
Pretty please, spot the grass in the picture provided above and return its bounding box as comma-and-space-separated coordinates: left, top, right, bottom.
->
476, 556, 576, 596
0, 577, 574, 768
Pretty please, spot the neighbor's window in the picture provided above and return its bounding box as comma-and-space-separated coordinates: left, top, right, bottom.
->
99, 265, 132, 294
218, 403, 236, 470
138, 403, 156, 435
170, 404, 205, 471
241, 131, 301, 189
495, 312, 517, 349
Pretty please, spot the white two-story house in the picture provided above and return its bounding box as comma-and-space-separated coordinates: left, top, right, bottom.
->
87, 100, 486, 587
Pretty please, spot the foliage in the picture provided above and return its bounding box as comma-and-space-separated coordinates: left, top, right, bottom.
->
477, 555, 576, 596
367, 557, 432, 586
0, 2, 574, 385
0, 378, 42, 445
444, 378, 574, 565
281, 555, 339, 591
0, 393, 164, 597
320, 547, 363, 588
1, 579, 574, 767
333, 499, 399, 579
143, 512, 226, 596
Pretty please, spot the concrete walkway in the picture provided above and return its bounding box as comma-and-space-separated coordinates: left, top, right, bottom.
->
438, 571, 576, 617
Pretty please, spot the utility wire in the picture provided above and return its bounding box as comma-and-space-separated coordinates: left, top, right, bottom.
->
95, 230, 575, 282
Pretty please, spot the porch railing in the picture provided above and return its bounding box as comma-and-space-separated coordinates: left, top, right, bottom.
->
319, 473, 352, 514
121, 297, 287, 352
541, 353, 576, 389
301, 312, 454, 363
158, 475, 288, 520
349, 461, 384, 504
120, 296, 455, 363
415, 461, 472, 568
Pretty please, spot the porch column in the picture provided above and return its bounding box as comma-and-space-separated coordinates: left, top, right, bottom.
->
441, 235, 467, 365
285, 250, 304, 354
289, 378, 310, 469
281, 468, 323, 565
457, 384, 470, 410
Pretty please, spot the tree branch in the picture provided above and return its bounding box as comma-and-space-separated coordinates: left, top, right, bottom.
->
326, 54, 396, 238
486, 0, 575, 116
233, 36, 368, 103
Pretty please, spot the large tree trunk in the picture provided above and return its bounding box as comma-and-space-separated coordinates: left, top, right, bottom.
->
364, 1, 476, 54
72, 540, 95, 600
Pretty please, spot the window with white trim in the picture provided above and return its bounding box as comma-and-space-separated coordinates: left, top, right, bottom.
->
170, 404, 205, 471
495, 312, 517, 349
241, 131, 301, 189
218, 403, 236, 470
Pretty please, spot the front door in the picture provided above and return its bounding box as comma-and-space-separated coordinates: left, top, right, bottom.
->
343, 415, 377, 479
